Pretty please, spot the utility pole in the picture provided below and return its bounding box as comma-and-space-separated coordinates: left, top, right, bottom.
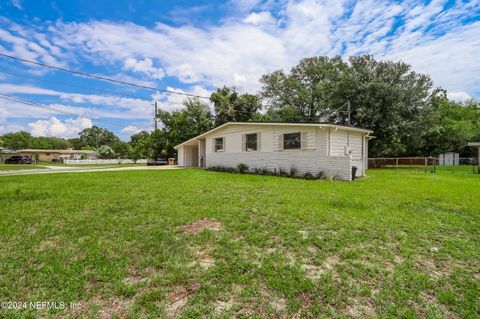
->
154, 101, 158, 130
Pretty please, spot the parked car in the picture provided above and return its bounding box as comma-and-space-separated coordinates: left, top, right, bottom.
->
5, 156, 33, 164
147, 158, 167, 166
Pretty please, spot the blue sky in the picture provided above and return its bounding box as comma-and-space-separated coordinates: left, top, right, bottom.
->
0, 0, 479, 140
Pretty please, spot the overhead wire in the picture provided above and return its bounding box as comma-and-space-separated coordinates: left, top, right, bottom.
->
0, 93, 151, 129
0, 52, 211, 99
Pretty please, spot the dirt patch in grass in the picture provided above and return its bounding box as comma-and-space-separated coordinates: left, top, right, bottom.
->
346, 302, 376, 318
301, 255, 340, 279
181, 218, 222, 235
214, 298, 235, 314
37, 237, 60, 251
164, 282, 200, 317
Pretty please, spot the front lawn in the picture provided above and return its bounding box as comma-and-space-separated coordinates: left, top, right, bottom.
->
0, 169, 478, 318
0, 164, 46, 171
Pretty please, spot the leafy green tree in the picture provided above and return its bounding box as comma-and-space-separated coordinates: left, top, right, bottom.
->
79, 126, 119, 149
97, 145, 116, 159
68, 138, 83, 149
129, 131, 150, 161
261, 56, 347, 122
210, 86, 262, 125
1, 131, 33, 149
157, 98, 214, 156
260, 55, 434, 157
420, 96, 480, 156
112, 141, 132, 159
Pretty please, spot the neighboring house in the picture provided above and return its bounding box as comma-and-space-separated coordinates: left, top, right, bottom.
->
0, 147, 19, 163
18, 149, 98, 162
438, 152, 459, 166
174, 122, 373, 181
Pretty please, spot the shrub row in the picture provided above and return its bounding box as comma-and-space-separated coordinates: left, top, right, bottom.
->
206, 163, 335, 180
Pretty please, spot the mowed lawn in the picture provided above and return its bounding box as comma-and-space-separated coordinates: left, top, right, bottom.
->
0, 169, 478, 318
0, 164, 47, 171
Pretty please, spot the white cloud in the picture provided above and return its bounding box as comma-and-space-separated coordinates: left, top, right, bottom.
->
121, 125, 143, 135
1, 0, 480, 106
152, 85, 212, 111
39, 0, 478, 97
10, 0, 22, 10
28, 117, 92, 138
243, 11, 275, 25
0, 83, 154, 119
0, 124, 24, 134
448, 91, 471, 102
124, 58, 165, 79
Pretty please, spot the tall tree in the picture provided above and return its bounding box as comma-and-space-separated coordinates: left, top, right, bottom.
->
1, 131, 33, 149
260, 55, 434, 156
210, 86, 262, 125
78, 126, 119, 149
157, 98, 214, 155
129, 131, 151, 161
420, 96, 480, 156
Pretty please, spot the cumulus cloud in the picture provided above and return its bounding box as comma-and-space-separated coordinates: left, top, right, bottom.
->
1, 0, 479, 114
121, 125, 143, 135
124, 58, 165, 79
32, 0, 476, 97
28, 117, 92, 138
152, 85, 212, 111
243, 12, 276, 25
448, 91, 472, 102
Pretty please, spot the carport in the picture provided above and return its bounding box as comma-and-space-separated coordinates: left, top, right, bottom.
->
176, 138, 206, 168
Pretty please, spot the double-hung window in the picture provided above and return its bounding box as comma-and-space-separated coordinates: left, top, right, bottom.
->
214, 137, 224, 152
245, 133, 257, 151
283, 132, 301, 149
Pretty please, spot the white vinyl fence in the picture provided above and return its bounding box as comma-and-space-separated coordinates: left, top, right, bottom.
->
64, 159, 148, 165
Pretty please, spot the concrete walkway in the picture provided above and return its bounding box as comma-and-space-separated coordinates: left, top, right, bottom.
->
0, 165, 180, 177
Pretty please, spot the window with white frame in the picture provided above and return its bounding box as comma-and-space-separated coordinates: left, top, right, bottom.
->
214, 137, 224, 152
283, 132, 301, 149
245, 133, 257, 151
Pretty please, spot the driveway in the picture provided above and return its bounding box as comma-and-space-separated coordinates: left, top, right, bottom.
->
0, 165, 180, 177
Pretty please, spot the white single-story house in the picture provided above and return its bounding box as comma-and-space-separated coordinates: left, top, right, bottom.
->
174, 122, 373, 181
18, 149, 98, 161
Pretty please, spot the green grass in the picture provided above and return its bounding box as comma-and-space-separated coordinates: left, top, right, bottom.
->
0, 164, 47, 171
0, 169, 478, 318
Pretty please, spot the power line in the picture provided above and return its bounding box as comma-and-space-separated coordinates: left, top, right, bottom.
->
0, 52, 211, 100
0, 70, 195, 110
0, 93, 151, 129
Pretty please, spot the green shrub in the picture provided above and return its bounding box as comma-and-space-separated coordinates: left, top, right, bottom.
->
237, 163, 249, 174
289, 166, 298, 178
303, 172, 315, 180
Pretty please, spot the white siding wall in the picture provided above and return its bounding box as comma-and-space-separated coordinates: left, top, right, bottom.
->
176, 124, 369, 181
205, 124, 352, 180
329, 129, 366, 177
182, 145, 198, 167
177, 147, 184, 166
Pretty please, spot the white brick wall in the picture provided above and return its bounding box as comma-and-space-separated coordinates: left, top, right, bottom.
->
207, 150, 352, 181
176, 123, 370, 181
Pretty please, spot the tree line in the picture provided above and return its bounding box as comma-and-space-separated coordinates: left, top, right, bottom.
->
1, 55, 479, 159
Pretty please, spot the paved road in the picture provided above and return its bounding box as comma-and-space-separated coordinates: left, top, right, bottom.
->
0, 165, 180, 177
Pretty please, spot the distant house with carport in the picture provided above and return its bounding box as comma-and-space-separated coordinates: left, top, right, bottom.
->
174, 122, 373, 181
0, 147, 19, 163
18, 149, 98, 162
